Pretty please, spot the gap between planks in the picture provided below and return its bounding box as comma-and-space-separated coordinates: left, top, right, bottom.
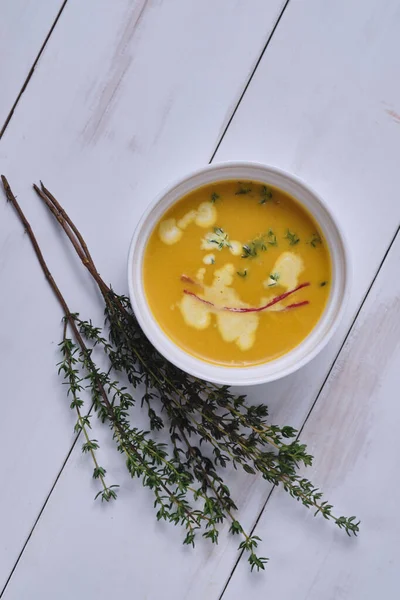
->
217, 223, 400, 600
0, 1, 292, 596
0, 0, 69, 140
209, 0, 291, 164
1, 0, 397, 593
0, 433, 81, 598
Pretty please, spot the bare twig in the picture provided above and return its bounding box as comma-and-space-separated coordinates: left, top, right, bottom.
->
2, 175, 204, 530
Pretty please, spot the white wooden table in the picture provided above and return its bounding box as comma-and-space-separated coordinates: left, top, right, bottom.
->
1, 1, 400, 598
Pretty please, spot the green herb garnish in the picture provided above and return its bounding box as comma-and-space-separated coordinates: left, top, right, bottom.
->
267, 228, 277, 246
241, 233, 268, 258
320, 281, 328, 287
237, 269, 248, 278
210, 192, 220, 204
285, 229, 300, 245
259, 185, 273, 204
208, 227, 231, 250
241, 244, 257, 258
235, 181, 253, 195
310, 233, 322, 247
268, 272, 280, 286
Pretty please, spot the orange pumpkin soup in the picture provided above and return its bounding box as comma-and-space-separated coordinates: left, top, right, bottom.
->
143, 180, 331, 366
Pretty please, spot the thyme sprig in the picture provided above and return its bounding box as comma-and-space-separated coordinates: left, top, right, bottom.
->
210, 192, 220, 204
2, 176, 359, 572
310, 233, 322, 247
242, 229, 279, 258
285, 229, 300, 246
235, 181, 253, 195
207, 227, 231, 250
242, 233, 268, 258
267, 228, 278, 246
259, 185, 273, 204
58, 326, 118, 501
268, 272, 280, 287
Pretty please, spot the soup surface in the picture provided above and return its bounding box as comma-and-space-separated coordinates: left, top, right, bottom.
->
143, 180, 331, 366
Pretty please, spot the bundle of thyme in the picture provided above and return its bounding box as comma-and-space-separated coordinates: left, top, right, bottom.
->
1, 176, 359, 571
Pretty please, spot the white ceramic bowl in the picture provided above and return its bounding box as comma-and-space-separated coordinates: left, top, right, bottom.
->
128, 162, 349, 386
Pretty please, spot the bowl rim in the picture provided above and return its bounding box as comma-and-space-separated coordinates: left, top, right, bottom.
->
127, 161, 350, 386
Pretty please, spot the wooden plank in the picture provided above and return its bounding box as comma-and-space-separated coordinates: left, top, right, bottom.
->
0, 0, 287, 594
211, 0, 400, 591
215, 0, 400, 528
0, 0, 65, 133
3, 0, 400, 596
207, 0, 400, 465
222, 229, 400, 599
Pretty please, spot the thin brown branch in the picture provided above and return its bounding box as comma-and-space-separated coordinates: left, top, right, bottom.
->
33, 183, 110, 297
3, 177, 109, 408
2, 176, 72, 319
2, 175, 200, 527
40, 181, 95, 267
33, 183, 183, 390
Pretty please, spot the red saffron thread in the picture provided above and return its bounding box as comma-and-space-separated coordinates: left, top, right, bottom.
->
181, 274, 196, 285
284, 300, 309, 310
183, 282, 310, 313
183, 290, 215, 307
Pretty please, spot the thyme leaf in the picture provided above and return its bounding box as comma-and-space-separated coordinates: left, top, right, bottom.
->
259, 185, 273, 204
235, 181, 253, 195
241, 233, 268, 258
310, 233, 322, 247
285, 229, 300, 246
207, 227, 231, 250
268, 272, 280, 287
267, 229, 278, 246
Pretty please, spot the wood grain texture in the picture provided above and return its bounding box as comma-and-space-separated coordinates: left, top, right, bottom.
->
0, 0, 287, 595
211, 0, 400, 591
2, 0, 400, 597
213, 0, 400, 551
222, 229, 400, 600
0, 0, 65, 132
